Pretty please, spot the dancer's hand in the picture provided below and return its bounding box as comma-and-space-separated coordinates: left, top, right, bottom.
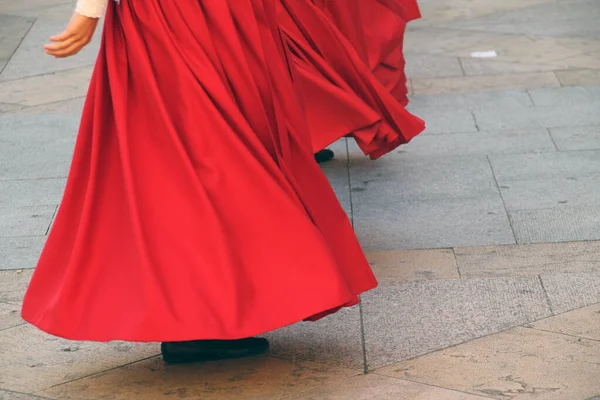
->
44, 13, 99, 58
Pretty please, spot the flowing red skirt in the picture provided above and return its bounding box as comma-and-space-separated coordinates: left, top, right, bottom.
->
21, 0, 377, 342
280, 0, 424, 158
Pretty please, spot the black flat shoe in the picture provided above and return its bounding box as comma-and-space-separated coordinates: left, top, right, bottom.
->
315, 149, 334, 163
161, 337, 269, 364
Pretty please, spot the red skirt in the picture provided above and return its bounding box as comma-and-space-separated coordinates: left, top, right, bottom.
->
21, 0, 377, 342
281, 0, 424, 158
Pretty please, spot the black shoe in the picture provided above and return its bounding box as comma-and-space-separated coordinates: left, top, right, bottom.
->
315, 149, 335, 164
161, 337, 270, 364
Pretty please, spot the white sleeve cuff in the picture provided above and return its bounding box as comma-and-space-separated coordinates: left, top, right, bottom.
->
75, 0, 109, 18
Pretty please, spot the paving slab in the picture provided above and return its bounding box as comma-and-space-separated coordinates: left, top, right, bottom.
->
556, 68, 600, 86
39, 355, 358, 400
0, 236, 46, 270
459, 58, 558, 76
541, 272, 600, 314
456, 241, 600, 277
408, 90, 533, 110
365, 249, 459, 283
0, 15, 35, 73
0, 115, 78, 180
0, 205, 56, 238
0, 324, 159, 393
474, 103, 600, 130
0, 390, 51, 400
377, 326, 600, 400
12, 98, 86, 116
528, 303, 600, 341
509, 206, 600, 243
529, 86, 600, 107
404, 53, 464, 78
285, 373, 492, 400
489, 150, 600, 183
0, 179, 66, 208
362, 277, 551, 368
0, 67, 92, 106
0, 303, 23, 331
0, 19, 100, 81
549, 125, 600, 151
402, 128, 556, 155
412, 72, 560, 95
264, 306, 364, 369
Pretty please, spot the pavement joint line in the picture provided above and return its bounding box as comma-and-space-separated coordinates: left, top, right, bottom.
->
0, 15, 36, 77
525, 89, 537, 106
523, 325, 600, 343
451, 248, 462, 279
486, 154, 518, 245
370, 372, 497, 400
1, 96, 87, 111
0, 65, 94, 84
34, 354, 162, 395
537, 275, 555, 315
0, 322, 27, 334
457, 57, 467, 77
45, 205, 59, 235
470, 109, 480, 132
0, 388, 53, 400
277, 372, 364, 400
545, 126, 561, 152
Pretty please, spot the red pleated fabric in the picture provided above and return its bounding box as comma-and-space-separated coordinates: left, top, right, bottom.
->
279, 0, 425, 159
21, 0, 377, 342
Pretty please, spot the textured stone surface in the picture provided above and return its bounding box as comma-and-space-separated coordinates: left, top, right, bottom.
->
264, 306, 364, 369
0, 269, 33, 305
412, 72, 560, 95
0, 303, 23, 331
0, 236, 46, 270
528, 303, 600, 341
0, 179, 66, 208
362, 277, 551, 368
509, 206, 600, 243
404, 107, 477, 134
377, 327, 600, 400
0, 324, 159, 393
402, 128, 556, 155
0, 67, 92, 106
459, 58, 557, 76
0, 115, 78, 180
365, 249, 459, 282
11, 97, 86, 115
0, 205, 56, 238
541, 272, 600, 314
408, 90, 533, 110
556, 69, 600, 86
0, 19, 100, 81
549, 125, 600, 151
286, 373, 491, 400
40, 356, 358, 400
0, 15, 34, 73
0, 390, 51, 400
528, 86, 600, 107
489, 150, 600, 183
405, 53, 464, 78
456, 241, 600, 277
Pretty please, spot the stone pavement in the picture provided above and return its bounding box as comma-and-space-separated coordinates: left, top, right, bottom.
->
1, 0, 600, 399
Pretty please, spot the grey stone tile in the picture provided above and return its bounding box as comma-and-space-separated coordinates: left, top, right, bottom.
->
550, 125, 600, 151
456, 241, 600, 277
349, 154, 514, 249
264, 306, 364, 369
0, 15, 34, 74
0, 19, 100, 81
0, 0, 72, 15
405, 53, 464, 78
321, 139, 351, 215
541, 272, 600, 314
0, 302, 24, 331
0, 67, 92, 106
0, 269, 33, 305
489, 150, 600, 183
0, 205, 56, 238
473, 104, 600, 131
459, 58, 558, 76
499, 175, 600, 210
408, 89, 533, 110
13, 97, 86, 115
366, 249, 459, 283
0, 178, 66, 208
0, 115, 78, 180
404, 107, 477, 134
529, 86, 600, 107
402, 128, 556, 156
362, 277, 551, 368
509, 206, 600, 244
0, 324, 159, 393
0, 389, 51, 400
0, 236, 46, 270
